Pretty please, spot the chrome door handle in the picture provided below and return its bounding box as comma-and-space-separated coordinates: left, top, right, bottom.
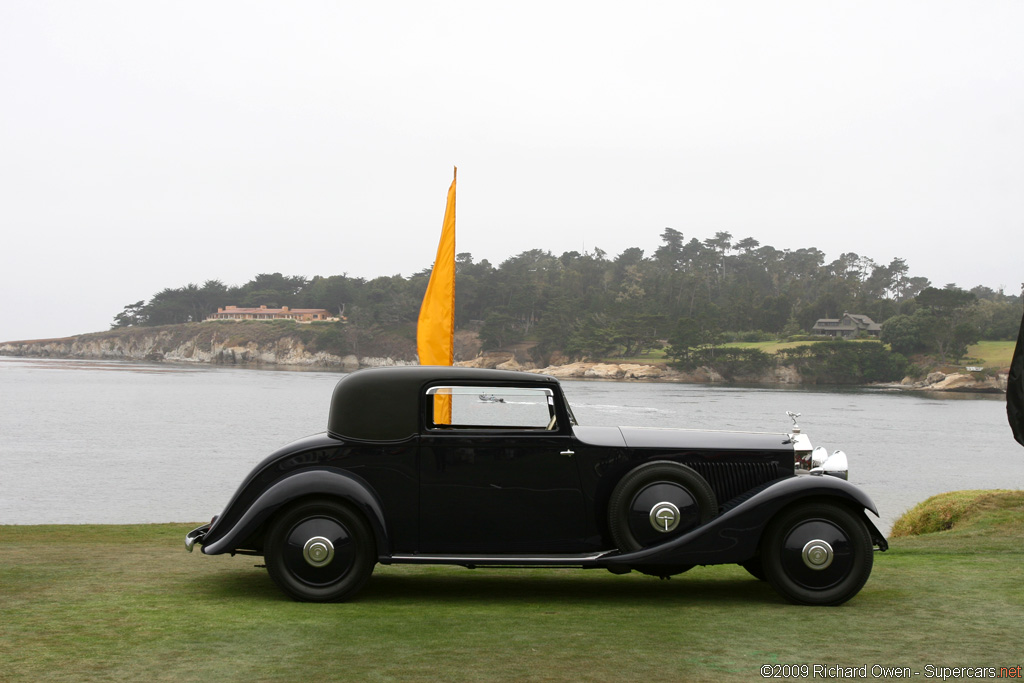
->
560, 450, 575, 456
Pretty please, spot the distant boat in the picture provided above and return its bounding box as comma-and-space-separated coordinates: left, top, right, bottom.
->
478, 394, 505, 403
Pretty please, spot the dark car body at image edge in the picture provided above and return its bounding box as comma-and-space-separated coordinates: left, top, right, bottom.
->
187, 366, 888, 605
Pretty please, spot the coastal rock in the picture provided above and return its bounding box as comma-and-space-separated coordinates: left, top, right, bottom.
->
686, 366, 726, 383
359, 357, 416, 368
0, 327, 416, 370
930, 373, 971, 390
546, 351, 571, 366
621, 364, 665, 380
584, 363, 626, 380
532, 362, 593, 378
456, 352, 517, 370
884, 370, 1006, 394
772, 365, 802, 384
531, 362, 679, 381
496, 358, 527, 371
531, 362, 743, 383
928, 373, 1004, 393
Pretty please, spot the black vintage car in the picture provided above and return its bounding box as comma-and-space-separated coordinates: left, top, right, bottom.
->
186, 366, 887, 605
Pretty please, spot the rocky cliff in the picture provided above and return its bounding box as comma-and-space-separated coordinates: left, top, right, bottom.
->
0, 323, 417, 370
458, 352, 1007, 392
456, 353, 802, 384
1, 325, 1008, 392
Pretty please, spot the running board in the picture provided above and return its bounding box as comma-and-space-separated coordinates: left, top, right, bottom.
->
384, 551, 617, 568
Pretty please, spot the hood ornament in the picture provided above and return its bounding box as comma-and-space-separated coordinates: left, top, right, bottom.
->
787, 411, 801, 433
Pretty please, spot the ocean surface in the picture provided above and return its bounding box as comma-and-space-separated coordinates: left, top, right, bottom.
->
2, 356, 1022, 534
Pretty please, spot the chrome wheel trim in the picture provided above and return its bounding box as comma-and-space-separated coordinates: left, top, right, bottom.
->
625, 481, 702, 547
302, 536, 335, 567
801, 539, 834, 570
265, 501, 377, 602
649, 501, 681, 533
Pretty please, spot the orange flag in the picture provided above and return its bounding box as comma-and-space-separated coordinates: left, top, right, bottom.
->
417, 167, 457, 422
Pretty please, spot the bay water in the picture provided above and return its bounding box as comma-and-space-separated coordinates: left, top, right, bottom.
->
2, 356, 1021, 534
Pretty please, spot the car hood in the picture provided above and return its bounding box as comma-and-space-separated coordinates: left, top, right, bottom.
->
573, 425, 794, 452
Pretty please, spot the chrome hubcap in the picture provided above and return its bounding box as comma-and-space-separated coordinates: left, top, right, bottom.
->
649, 501, 680, 533
303, 536, 335, 567
801, 539, 834, 570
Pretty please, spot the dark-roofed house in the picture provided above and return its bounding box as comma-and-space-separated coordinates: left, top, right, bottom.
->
812, 313, 882, 339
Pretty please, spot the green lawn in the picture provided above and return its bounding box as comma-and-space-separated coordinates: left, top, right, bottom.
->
965, 341, 1017, 369
3, 499, 1023, 682
720, 340, 821, 354
607, 348, 671, 365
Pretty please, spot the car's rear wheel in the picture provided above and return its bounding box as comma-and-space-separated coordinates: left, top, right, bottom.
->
265, 498, 375, 602
761, 502, 873, 606
607, 462, 717, 577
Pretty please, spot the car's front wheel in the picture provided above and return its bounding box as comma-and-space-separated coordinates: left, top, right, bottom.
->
265, 498, 376, 602
761, 502, 873, 606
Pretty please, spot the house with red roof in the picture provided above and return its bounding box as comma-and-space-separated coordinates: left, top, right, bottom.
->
205, 305, 341, 323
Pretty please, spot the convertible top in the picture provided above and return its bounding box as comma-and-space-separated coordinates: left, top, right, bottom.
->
327, 365, 561, 441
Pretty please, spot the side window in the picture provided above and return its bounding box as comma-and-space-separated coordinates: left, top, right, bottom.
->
426, 386, 556, 430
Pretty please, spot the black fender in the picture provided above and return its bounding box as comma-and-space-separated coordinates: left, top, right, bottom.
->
201, 468, 390, 557
601, 474, 886, 570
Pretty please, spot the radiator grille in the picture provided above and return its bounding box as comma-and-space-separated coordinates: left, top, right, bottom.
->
686, 460, 780, 508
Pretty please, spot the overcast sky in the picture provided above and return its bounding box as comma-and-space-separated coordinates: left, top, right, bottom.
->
2, 1, 1021, 342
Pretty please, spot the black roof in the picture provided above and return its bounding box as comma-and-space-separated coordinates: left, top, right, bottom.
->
327, 365, 560, 441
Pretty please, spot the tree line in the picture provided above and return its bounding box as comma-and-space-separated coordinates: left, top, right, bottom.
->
112, 229, 1022, 366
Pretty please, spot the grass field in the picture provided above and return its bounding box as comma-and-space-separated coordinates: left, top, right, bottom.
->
3, 493, 1024, 682
964, 341, 1017, 369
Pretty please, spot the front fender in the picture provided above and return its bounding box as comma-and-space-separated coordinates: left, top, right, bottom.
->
201, 468, 390, 557
604, 475, 885, 569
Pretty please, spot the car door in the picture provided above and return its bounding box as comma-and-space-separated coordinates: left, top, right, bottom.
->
417, 384, 590, 554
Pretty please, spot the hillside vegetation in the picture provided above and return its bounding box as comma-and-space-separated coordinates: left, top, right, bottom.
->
105, 231, 1020, 371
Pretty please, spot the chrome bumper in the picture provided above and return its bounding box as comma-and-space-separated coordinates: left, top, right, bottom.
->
185, 523, 211, 553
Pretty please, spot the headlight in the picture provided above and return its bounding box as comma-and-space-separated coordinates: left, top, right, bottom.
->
809, 449, 849, 480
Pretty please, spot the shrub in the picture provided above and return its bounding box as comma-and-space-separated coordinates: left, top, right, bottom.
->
890, 490, 1024, 537
904, 363, 928, 380
891, 492, 984, 537
310, 323, 350, 355
681, 347, 775, 379
725, 330, 777, 343
776, 341, 908, 384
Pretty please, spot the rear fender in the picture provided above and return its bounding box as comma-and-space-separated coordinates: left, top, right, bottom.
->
604, 475, 885, 569
201, 468, 390, 557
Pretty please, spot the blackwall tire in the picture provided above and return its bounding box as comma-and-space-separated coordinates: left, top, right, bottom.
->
608, 462, 717, 554
761, 502, 873, 606
265, 498, 376, 602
